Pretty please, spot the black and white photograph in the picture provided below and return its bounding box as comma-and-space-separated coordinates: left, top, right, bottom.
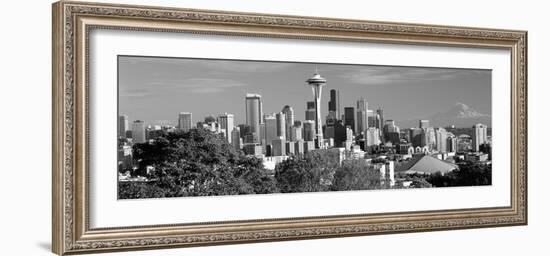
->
117, 56, 492, 199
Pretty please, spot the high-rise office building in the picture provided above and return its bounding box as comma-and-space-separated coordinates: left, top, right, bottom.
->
409, 127, 424, 147
291, 123, 303, 141
294, 140, 305, 154
178, 112, 192, 131
447, 132, 458, 153
272, 137, 286, 156
383, 120, 400, 133
285, 142, 295, 156
419, 120, 430, 129
424, 127, 436, 150
305, 101, 316, 121
365, 127, 381, 147
306, 71, 326, 148
472, 123, 488, 152
146, 125, 163, 141
264, 114, 277, 147
376, 108, 384, 139
344, 107, 355, 133
435, 127, 447, 152
324, 122, 335, 140
386, 132, 400, 146
325, 112, 337, 125
218, 113, 234, 143
400, 129, 411, 144
356, 97, 368, 134
245, 93, 263, 143
275, 112, 286, 141
132, 120, 146, 144
367, 110, 375, 128
302, 120, 316, 141
328, 89, 340, 119
333, 120, 348, 148
303, 140, 316, 152
383, 120, 400, 144
344, 126, 354, 150
259, 123, 266, 145
118, 115, 129, 138
243, 144, 263, 156
238, 124, 251, 139
376, 108, 384, 129
281, 106, 294, 141
231, 128, 241, 150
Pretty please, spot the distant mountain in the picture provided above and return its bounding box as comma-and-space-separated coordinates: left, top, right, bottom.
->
397, 102, 491, 128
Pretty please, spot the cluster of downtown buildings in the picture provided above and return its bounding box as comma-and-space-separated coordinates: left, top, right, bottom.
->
118, 71, 491, 185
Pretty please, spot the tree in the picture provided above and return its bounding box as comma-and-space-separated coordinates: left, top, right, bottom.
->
331, 159, 381, 191
409, 178, 433, 188
275, 150, 340, 193
119, 129, 277, 199
118, 182, 167, 199
426, 161, 491, 187
204, 116, 216, 123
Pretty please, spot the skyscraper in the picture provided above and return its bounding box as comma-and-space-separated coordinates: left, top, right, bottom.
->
419, 120, 430, 129
178, 112, 192, 131
356, 97, 368, 135
291, 123, 303, 141
263, 114, 278, 147
275, 112, 286, 141
231, 127, 241, 150
472, 123, 488, 152
306, 71, 326, 148
302, 120, 316, 141
409, 127, 424, 147
238, 124, 251, 140
118, 115, 129, 138
383, 120, 399, 133
367, 110, 375, 128
333, 120, 348, 148
132, 120, 146, 144
447, 132, 458, 153
305, 101, 316, 121
245, 93, 263, 143
435, 127, 447, 152
271, 137, 286, 156
344, 107, 355, 133
424, 127, 436, 150
281, 105, 294, 141
365, 127, 381, 147
376, 108, 384, 139
328, 89, 340, 120
344, 126, 354, 150
218, 113, 234, 143
383, 120, 400, 144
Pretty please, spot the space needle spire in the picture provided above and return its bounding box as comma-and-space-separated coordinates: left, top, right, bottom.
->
306, 67, 327, 149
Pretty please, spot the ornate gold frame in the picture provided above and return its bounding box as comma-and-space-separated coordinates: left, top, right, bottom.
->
52, 1, 527, 255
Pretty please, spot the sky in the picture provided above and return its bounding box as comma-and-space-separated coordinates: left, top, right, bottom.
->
118, 56, 491, 127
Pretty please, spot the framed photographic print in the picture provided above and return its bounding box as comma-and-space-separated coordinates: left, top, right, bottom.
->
52, 1, 527, 255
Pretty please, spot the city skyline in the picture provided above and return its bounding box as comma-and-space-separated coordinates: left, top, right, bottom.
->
118, 56, 492, 128
118, 55, 493, 199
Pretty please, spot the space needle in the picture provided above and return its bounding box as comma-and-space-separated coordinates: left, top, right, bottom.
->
306, 67, 326, 149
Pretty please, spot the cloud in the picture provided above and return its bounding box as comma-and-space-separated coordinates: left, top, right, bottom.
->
121, 78, 247, 97
199, 60, 295, 73
119, 89, 150, 98
156, 78, 247, 93
339, 66, 488, 85
121, 55, 295, 74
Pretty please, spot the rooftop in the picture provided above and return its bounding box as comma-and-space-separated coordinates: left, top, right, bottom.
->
397, 155, 458, 175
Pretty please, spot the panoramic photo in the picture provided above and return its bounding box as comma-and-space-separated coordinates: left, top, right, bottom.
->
117, 56, 492, 199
